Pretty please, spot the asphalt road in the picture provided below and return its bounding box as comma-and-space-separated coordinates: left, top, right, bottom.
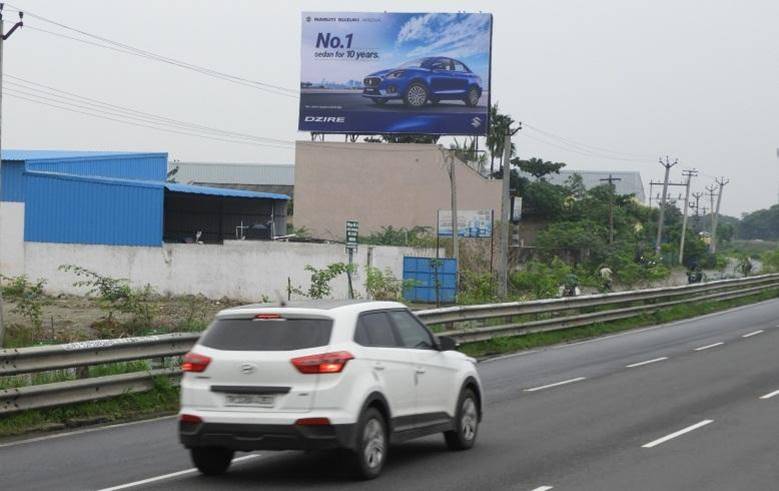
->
2, 298, 779, 490
300, 91, 488, 113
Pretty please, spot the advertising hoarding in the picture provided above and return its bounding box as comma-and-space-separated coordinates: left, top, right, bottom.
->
299, 12, 492, 135
438, 209, 493, 238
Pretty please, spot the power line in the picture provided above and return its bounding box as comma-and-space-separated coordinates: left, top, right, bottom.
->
523, 122, 657, 160
14, 7, 299, 98
519, 130, 656, 164
6, 92, 295, 149
4, 74, 292, 145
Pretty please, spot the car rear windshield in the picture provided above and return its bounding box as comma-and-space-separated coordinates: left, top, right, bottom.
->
199, 317, 333, 351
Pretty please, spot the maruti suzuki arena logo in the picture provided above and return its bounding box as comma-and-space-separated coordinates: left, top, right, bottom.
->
471, 116, 482, 128
305, 116, 346, 123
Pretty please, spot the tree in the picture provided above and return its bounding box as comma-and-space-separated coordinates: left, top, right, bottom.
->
485, 103, 516, 174
514, 157, 566, 180
564, 173, 586, 200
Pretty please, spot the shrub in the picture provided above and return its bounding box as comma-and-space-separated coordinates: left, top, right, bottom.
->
58, 265, 159, 331
1, 275, 47, 330
365, 266, 415, 301
458, 271, 496, 305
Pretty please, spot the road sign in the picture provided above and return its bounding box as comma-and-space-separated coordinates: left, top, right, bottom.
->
345, 220, 359, 252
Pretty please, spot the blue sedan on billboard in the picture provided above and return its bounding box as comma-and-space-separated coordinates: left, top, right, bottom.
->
362, 57, 483, 108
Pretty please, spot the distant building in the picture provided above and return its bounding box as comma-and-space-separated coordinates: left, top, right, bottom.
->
169, 162, 294, 197
294, 141, 502, 240
0, 150, 289, 276
541, 170, 646, 202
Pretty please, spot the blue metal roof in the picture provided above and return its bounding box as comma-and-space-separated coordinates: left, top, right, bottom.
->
164, 182, 289, 200
23, 171, 289, 200
2, 149, 165, 162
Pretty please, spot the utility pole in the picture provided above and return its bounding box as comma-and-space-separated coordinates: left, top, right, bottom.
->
710, 177, 729, 253
448, 150, 459, 274
599, 173, 621, 244
654, 156, 678, 255
0, 5, 24, 348
691, 191, 703, 232
705, 184, 718, 246
497, 123, 521, 299
678, 168, 697, 264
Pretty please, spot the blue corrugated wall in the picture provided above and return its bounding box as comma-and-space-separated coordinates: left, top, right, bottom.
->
0, 162, 25, 202
26, 154, 167, 181
24, 173, 164, 246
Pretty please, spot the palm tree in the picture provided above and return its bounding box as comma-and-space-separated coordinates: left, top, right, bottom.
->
486, 104, 516, 175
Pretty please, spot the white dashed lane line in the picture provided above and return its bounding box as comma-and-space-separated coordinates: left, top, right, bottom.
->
626, 357, 669, 368
759, 389, 779, 400
530, 486, 554, 491
694, 342, 724, 351
642, 420, 714, 449
97, 454, 261, 491
524, 377, 586, 392
742, 330, 764, 338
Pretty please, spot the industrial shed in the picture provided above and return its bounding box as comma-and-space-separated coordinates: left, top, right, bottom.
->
0, 150, 289, 248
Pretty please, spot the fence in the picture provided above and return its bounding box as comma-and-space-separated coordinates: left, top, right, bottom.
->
2, 274, 777, 415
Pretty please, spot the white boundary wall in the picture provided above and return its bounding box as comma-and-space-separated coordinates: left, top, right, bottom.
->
24, 240, 439, 301
0, 202, 25, 277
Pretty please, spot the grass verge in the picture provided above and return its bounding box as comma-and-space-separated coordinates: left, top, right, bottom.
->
0, 376, 178, 438
460, 288, 779, 358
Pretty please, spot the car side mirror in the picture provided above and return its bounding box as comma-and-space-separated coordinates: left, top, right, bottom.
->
437, 335, 458, 351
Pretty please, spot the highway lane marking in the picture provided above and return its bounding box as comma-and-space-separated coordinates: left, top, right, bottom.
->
481, 349, 540, 364
97, 454, 260, 491
524, 377, 586, 392
694, 342, 724, 351
626, 356, 669, 368
742, 330, 764, 338
530, 487, 554, 491
641, 419, 714, 448
0, 415, 177, 449
759, 389, 779, 400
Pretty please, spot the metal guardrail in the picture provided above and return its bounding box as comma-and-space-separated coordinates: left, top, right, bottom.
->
1, 274, 777, 414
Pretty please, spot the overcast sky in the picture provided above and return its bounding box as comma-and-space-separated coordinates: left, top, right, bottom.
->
3, 0, 778, 216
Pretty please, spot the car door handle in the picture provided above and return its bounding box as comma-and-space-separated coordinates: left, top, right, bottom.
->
373, 363, 385, 371
415, 368, 426, 374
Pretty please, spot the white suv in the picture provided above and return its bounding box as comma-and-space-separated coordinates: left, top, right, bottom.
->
178, 300, 482, 480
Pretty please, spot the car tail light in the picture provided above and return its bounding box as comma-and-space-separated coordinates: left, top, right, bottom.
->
295, 417, 331, 426
291, 351, 354, 374
181, 352, 211, 373
255, 313, 283, 320
180, 414, 202, 424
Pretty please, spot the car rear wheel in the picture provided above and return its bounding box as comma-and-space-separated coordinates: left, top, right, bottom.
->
464, 87, 480, 107
404, 83, 428, 108
444, 388, 479, 450
353, 408, 387, 480
191, 446, 234, 475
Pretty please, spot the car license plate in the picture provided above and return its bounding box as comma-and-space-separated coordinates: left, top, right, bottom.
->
224, 394, 275, 407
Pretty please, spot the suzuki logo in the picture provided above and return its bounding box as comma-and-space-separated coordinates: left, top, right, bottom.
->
471, 117, 482, 128
240, 363, 256, 375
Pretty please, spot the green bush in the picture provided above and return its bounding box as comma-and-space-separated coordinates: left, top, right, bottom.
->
458, 271, 497, 305
365, 266, 415, 301
1, 275, 47, 330
510, 259, 572, 299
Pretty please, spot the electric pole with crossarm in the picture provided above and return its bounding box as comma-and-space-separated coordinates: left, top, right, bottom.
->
599, 173, 622, 244
0, 4, 24, 347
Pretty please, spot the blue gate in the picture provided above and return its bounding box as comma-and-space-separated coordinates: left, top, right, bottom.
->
402, 257, 457, 304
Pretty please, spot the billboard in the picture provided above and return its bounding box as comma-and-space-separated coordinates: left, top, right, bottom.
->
299, 12, 493, 135
438, 209, 493, 238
